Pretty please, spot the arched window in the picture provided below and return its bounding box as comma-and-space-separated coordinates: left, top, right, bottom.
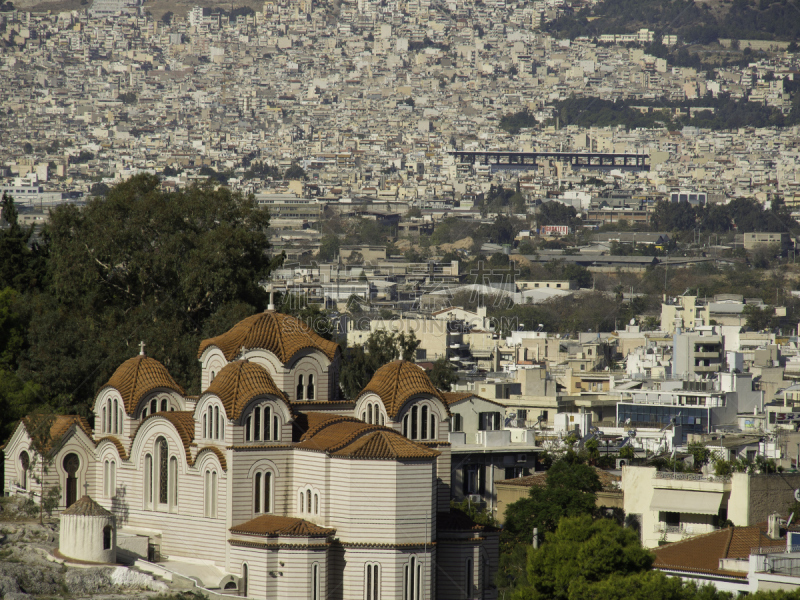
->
311, 562, 320, 600
314, 493, 319, 515
142, 407, 148, 419
411, 406, 418, 439
307, 375, 315, 400
19, 451, 29, 490
150, 399, 157, 415
300, 491, 305, 513
169, 456, 178, 507
403, 414, 409, 437
205, 469, 218, 518
102, 406, 107, 434
157, 437, 168, 505
421, 406, 428, 439
161, 398, 168, 412
214, 406, 220, 439
254, 407, 261, 442
113, 399, 119, 433
210, 371, 216, 383
103, 525, 112, 550
144, 454, 153, 507
307, 489, 312, 514
242, 564, 248, 598
254, 472, 262, 513
368, 404, 373, 424
264, 406, 272, 441
365, 563, 380, 600
403, 556, 421, 600
245, 415, 252, 442
380, 412, 385, 426
273, 416, 279, 441
297, 375, 305, 400
110, 460, 116, 498
264, 472, 272, 513
63, 453, 80, 508
104, 460, 110, 497
430, 415, 436, 440
203, 413, 207, 439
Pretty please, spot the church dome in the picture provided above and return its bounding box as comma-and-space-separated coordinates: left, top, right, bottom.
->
358, 360, 447, 419
204, 360, 288, 420
198, 312, 340, 364
104, 355, 184, 414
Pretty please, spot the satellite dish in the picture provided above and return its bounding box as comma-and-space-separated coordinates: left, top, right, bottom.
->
794, 489, 800, 503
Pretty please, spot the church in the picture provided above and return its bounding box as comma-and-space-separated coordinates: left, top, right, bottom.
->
3, 309, 499, 600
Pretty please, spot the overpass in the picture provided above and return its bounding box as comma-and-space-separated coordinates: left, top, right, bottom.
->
449, 150, 650, 172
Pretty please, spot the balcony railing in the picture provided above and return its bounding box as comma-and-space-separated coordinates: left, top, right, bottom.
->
654, 471, 730, 483
655, 523, 718, 535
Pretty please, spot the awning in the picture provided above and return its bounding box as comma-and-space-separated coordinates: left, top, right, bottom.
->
649, 489, 724, 515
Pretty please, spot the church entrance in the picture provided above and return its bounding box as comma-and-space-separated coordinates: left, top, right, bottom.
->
63, 453, 80, 507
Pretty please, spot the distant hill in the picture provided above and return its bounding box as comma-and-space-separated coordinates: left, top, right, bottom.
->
546, 0, 800, 43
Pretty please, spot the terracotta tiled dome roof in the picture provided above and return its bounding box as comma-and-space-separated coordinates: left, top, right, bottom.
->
104, 355, 184, 414
296, 413, 439, 460
230, 515, 335, 538
197, 312, 339, 364
204, 360, 288, 420
358, 360, 447, 418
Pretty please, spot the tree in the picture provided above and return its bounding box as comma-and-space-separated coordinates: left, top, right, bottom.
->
502, 459, 601, 545
285, 164, 307, 180
160, 10, 173, 23
339, 330, 421, 399
0, 193, 48, 292
318, 235, 340, 262
687, 441, 711, 469
24, 174, 280, 411
513, 515, 654, 600
429, 357, 457, 391
744, 304, 776, 331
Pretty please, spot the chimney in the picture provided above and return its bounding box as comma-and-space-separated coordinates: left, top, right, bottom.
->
768, 513, 782, 540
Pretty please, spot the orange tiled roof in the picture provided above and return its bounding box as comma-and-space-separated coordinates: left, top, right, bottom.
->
23, 414, 93, 453
230, 515, 335, 537
141, 411, 195, 463
359, 360, 448, 418
103, 355, 185, 414
653, 525, 786, 578
204, 360, 289, 420
296, 413, 439, 460
95, 436, 129, 460
198, 312, 340, 364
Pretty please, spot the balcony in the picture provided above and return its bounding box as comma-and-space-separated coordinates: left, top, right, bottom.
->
654, 522, 719, 536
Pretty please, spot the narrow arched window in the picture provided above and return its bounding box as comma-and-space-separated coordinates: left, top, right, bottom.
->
300, 491, 305, 513
204, 470, 211, 517
254, 472, 262, 513
104, 460, 110, 497
143, 407, 148, 419
144, 454, 153, 507
210, 371, 215, 383
169, 456, 178, 507
307, 375, 315, 400
102, 406, 107, 434
431, 415, 436, 440
203, 413, 207, 439
110, 461, 116, 498
314, 493, 319, 515
362, 411, 367, 422
150, 399, 157, 414
311, 563, 319, 600
157, 437, 168, 505
421, 405, 428, 439
380, 412, 385, 426
274, 416, 279, 441
245, 415, 252, 442
103, 525, 112, 550
297, 375, 305, 400
368, 404, 373, 425
106, 399, 111, 432
113, 399, 119, 433
264, 472, 271, 513
211, 471, 218, 517
403, 414, 409, 437
307, 489, 312, 513
254, 407, 261, 442
242, 564, 248, 598
161, 398, 167, 412
214, 406, 220, 440
411, 406, 419, 440
264, 406, 272, 441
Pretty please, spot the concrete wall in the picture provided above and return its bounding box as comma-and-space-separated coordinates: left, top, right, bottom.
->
60, 514, 116, 563
747, 474, 800, 526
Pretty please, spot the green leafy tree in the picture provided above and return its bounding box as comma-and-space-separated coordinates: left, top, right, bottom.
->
429, 357, 457, 391
687, 441, 711, 469
339, 330, 421, 399
25, 174, 279, 411
0, 194, 48, 292
318, 234, 340, 261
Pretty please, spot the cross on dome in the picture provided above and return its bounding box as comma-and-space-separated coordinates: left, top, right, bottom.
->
139, 341, 146, 356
